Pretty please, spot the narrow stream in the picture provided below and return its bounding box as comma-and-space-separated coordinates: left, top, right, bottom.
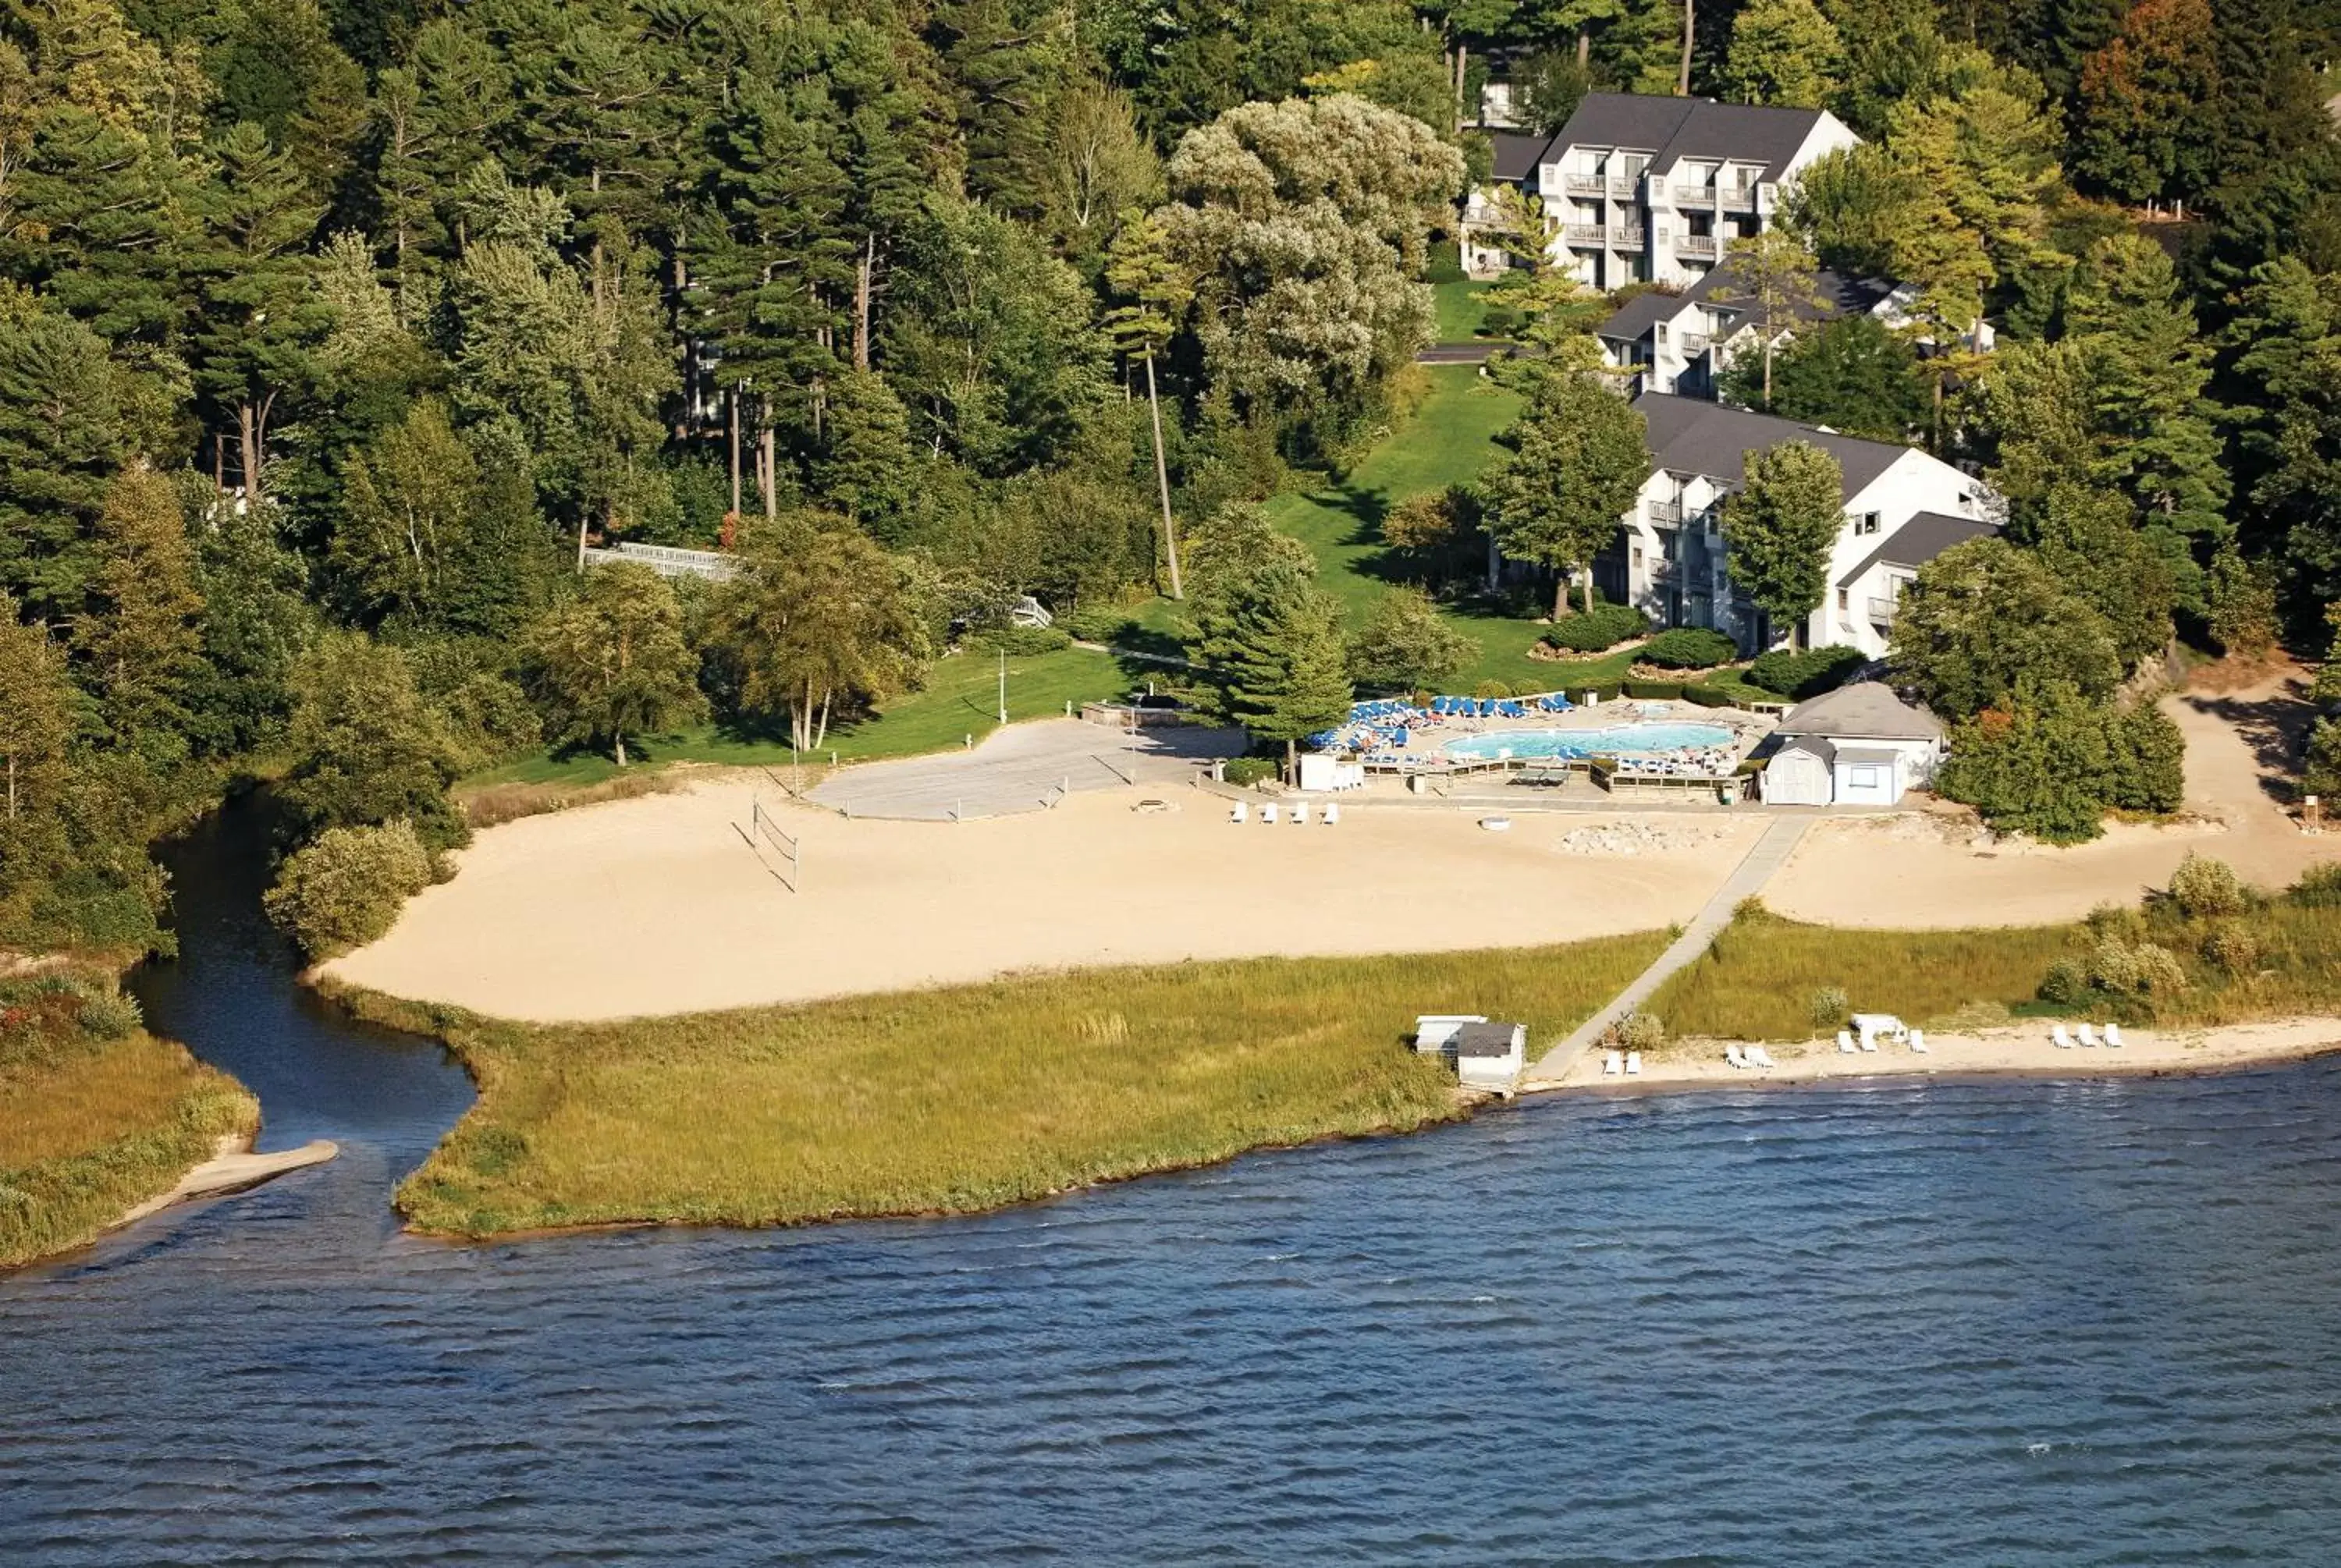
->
5, 798, 2341, 1563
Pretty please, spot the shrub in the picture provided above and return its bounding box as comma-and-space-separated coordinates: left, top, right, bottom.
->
1622, 680, 1686, 700
1638, 627, 1738, 669
1059, 607, 1131, 644
2201, 921, 2261, 975
2292, 864, 2341, 907
1683, 685, 1735, 708
2087, 938, 2142, 995
2037, 958, 2090, 1006
968, 625, 1072, 655
2133, 943, 2189, 995
1746, 644, 1866, 699
2083, 902, 2146, 943
2169, 853, 2245, 920
1616, 1010, 1665, 1050
2304, 716, 2341, 798
1808, 985, 1849, 1027
1222, 757, 1277, 787
2108, 704, 2185, 814
263, 821, 436, 961
74, 987, 143, 1041
1473, 679, 1512, 699
1541, 601, 1650, 653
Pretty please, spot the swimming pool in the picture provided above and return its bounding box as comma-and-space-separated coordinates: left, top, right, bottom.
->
1442, 722, 1735, 761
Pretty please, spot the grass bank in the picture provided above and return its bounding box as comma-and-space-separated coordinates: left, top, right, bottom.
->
325, 931, 1669, 1237
1647, 899, 2341, 1042
1, 1025, 259, 1269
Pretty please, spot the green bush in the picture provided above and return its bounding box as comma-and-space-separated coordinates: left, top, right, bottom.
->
1473, 679, 1512, 698
1059, 607, 1132, 644
2292, 864, 2341, 907
2304, 716, 2341, 798
263, 821, 436, 961
1542, 601, 1650, 653
1638, 627, 1739, 669
2108, 704, 2186, 814
2201, 920, 2261, 975
1615, 1010, 1664, 1049
2037, 958, 2089, 1006
1222, 757, 1277, 787
2169, 853, 2245, 920
1682, 685, 1736, 708
1622, 680, 1686, 700
1808, 985, 1848, 1027
968, 625, 1072, 655
1746, 644, 1867, 699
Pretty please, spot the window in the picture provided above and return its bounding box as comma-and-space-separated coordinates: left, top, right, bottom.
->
1849, 766, 1883, 790
1854, 512, 1882, 536
1837, 587, 1849, 611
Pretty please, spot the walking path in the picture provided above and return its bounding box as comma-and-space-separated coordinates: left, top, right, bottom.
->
808, 718, 1244, 821
1521, 815, 1813, 1087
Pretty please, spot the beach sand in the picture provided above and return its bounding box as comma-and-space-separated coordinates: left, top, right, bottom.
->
1541, 1016, 2341, 1094
324, 782, 1763, 1022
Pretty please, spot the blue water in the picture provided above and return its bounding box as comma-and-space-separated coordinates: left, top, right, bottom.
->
1444, 722, 1735, 761
6, 803, 2341, 1564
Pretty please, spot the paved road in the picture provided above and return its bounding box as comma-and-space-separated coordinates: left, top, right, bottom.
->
808, 718, 1246, 821
1521, 814, 1815, 1087
1415, 342, 1510, 365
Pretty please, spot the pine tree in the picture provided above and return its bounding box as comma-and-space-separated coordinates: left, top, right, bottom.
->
1719, 0, 1843, 108
0, 293, 131, 622
75, 463, 206, 766
0, 591, 75, 835
1193, 555, 1353, 779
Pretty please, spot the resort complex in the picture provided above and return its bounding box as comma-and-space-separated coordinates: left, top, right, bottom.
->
11, 1, 2341, 1559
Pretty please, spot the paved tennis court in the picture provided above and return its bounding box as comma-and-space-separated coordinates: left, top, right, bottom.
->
808, 719, 1246, 821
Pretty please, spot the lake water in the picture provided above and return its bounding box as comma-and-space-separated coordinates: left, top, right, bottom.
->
6, 801, 2341, 1564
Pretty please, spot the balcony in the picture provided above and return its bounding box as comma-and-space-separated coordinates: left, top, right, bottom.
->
1563, 174, 1607, 197
1673, 183, 1760, 208
1647, 498, 1682, 524
1561, 224, 1645, 249
1676, 235, 1718, 260
1718, 186, 1758, 210
1611, 176, 1641, 197
1678, 332, 1710, 356
1867, 596, 1899, 626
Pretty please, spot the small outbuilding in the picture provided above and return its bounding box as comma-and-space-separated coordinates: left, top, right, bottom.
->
1762, 682, 1945, 807
1413, 1014, 1487, 1053
1451, 1021, 1528, 1089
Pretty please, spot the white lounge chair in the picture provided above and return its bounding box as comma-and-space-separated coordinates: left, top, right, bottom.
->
1602, 1050, 1623, 1076
1323, 802, 1341, 825
1291, 802, 1309, 825
1909, 1030, 1927, 1055
2052, 1024, 2073, 1048
1859, 1030, 1879, 1053
1625, 1051, 1643, 1076
1229, 800, 1248, 825
1838, 1030, 1856, 1054
1748, 1045, 1778, 1069
2076, 1023, 2101, 1048
1261, 804, 1279, 825
2105, 1023, 2124, 1048
1725, 1044, 1749, 1070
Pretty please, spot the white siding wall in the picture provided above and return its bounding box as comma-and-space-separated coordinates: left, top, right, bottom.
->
1800, 451, 1986, 658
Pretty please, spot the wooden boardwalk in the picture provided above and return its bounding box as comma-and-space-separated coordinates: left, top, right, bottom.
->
1521, 815, 1814, 1088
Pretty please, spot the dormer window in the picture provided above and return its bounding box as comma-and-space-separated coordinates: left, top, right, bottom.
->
1853, 512, 1883, 536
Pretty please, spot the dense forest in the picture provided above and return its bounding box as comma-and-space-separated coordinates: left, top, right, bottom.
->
4, 0, 2341, 953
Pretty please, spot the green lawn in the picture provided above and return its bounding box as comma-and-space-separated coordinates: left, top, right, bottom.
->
1433, 275, 1495, 341
466, 645, 1136, 789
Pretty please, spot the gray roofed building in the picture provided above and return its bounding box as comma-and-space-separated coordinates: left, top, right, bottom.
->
1837, 511, 1998, 586
1554, 94, 1829, 185
1632, 393, 1908, 499
1778, 682, 1945, 743
1487, 130, 1558, 183
1776, 734, 1838, 767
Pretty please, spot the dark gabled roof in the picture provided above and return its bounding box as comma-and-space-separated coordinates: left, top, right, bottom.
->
1487, 130, 1558, 183
1771, 735, 1838, 768
1554, 94, 1829, 183
1599, 264, 1895, 345
1452, 1021, 1525, 1058
1836, 511, 1998, 587
1632, 393, 1909, 499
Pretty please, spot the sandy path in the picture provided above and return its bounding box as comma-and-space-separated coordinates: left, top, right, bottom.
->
1768, 676, 2341, 928
325, 784, 1760, 1022
1543, 1017, 2341, 1094
115, 1135, 338, 1226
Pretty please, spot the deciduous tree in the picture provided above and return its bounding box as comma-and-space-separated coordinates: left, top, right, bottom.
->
524, 562, 703, 767
1477, 372, 1647, 619
1722, 440, 1842, 649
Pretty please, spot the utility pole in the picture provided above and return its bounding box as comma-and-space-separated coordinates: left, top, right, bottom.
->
997, 647, 1008, 725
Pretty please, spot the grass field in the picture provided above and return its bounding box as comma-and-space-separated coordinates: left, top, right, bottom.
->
327, 931, 1671, 1236
0, 1031, 258, 1269
1647, 898, 2341, 1042
466, 645, 1135, 790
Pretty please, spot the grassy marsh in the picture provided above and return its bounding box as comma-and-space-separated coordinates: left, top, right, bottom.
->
328, 931, 1671, 1236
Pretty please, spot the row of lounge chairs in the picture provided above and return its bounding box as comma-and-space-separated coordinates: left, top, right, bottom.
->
1229, 800, 1340, 825
1838, 1028, 1930, 1054
2051, 1023, 2124, 1048
1722, 1044, 1778, 1070
1600, 1051, 1642, 1077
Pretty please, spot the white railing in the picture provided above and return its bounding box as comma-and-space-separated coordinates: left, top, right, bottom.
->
1564, 174, 1607, 196
1867, 597, 1899, 625
1647, 498, 1682, 523
1677, 236, 1718, 259
584, 541, 741, 581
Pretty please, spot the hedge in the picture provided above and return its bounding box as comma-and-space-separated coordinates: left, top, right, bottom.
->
1637, 627, 1739, 669
1542, 601, 1650, 653
1746, 644, 1867, 699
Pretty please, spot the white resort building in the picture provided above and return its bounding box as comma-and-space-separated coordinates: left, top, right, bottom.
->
1581, 394, 1998, 658
1460, 94, 1860, 288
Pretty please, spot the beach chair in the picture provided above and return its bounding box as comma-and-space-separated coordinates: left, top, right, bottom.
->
1749, 1045, 1778, 1069
1837, 1030, 1856, 1054
1291, 801, 1308, 825
1909, 1030, 1927, 1055
1229, 800, 1248, 825
1261, 804, 1279, 825
1859, 1029, 1879, 1053
1725, 1044, 1749, 1070
2051, 1023, 2073, 1048
1625, 1052, 1643, 1076
1323, 802, 1341, 825
2076, 1022, 2101, 1047
2105, 1023, 2123, 1048
1603, 1050, 1622, 1076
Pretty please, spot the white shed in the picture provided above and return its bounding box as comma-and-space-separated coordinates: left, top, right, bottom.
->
1762, 736, 1835, 806
1451, 1021, 1527, 1089
1833, 745, 1908, 806
1413, 1014, 1487, 1054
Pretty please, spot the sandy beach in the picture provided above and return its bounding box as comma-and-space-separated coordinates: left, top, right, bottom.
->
325, 782, 1761, 1021
1537, 1016, 2341, 1094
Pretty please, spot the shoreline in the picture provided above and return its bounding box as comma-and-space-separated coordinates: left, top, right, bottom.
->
111, 1133, 340, 1229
